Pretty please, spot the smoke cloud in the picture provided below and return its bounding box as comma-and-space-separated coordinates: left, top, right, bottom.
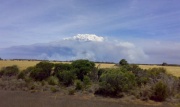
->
0, 34, 148, 63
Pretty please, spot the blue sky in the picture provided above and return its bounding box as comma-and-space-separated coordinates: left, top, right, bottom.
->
0, 0, 180, 64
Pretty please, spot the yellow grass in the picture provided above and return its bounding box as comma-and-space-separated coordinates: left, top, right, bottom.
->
0, 60, 40, 70
139, 65, 180, 77
95, 63, 116, 68
0, 60, 116, 71
1, 60, 179, 77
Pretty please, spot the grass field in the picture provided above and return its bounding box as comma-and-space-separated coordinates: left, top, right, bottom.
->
0, 60, 116, 70
139, 65, 180, 77
0, 60, 180, 77
0, 60, 40, 70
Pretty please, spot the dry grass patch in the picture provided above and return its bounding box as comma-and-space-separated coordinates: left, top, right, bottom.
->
0, 60, 116, 71
0, 60, 40, 71
139, 65, 180, 77
95, 63, 116, 68
0, 60, 71, 71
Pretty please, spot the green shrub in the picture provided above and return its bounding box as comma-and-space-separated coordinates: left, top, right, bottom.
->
47, 76, 59, 85
137, 77, 149, 86
30, 62, 54, 81
119, 59, 128, 66
0, 70, 4, 77
95, 68, 136, 97
35, 61, 54, 71
24, 76, 33, 84
54, 63, 72, 75
72, 59, 95, 81
139, 85, 153, 101
50, 87, 58, 93
162, 62, 168, 66
97, 68, 108, 80
17, 72, 25, 79
75, 80, 83, 90
68, 89, 75, 95
147, 67, 167, 77
83, 76, 91, 88
30, 67, 45, 81
0, 65, 19, 76
22, 66, 34, 75
57, 70, 76, 86
151, 81, 168, 101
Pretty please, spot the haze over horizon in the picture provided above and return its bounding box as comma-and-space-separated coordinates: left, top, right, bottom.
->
0, 0, 180, 64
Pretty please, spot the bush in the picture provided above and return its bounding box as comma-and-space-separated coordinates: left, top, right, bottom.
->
147, 68, 167, 77
72, 59, 95, 81
47, 76, 59, 85
95, 68, 136, 97
50, 87, 58, 93
0, 65, 19, 76
0, 70, 4, 77
17, 72, 25, 79
151, 81, 168, 101
57, 70, 76, 86
30, 67, 45, 81
30, 61, 54, 81
22, 66, 34, 75
137, 77, 149, 86
119, 59, 132, 71
83, 76, 91, 88
162, 62, 168, 66
139, 85, 153, 101
97, 68, 107, 80
119, 59, 128, 66
68, 89, 75, 95
54, 63, 72, 75
24, 76, 33, 84
75, 80, 83, 90
88, 67, 98, 82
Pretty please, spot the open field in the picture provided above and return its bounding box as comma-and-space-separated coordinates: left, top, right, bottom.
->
139, 65, 180, 77
0, 60, 180, 77
0, 60, 41, 70
0, 60, 116, 70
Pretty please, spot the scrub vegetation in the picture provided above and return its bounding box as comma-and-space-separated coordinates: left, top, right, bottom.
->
0, 59, 180, 106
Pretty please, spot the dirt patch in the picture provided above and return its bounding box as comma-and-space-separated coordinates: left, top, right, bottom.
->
0, 90, 173, 107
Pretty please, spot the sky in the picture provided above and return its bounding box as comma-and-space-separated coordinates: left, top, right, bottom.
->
0, 0, 180, 64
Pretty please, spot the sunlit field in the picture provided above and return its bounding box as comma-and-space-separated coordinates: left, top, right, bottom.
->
0, 60, 180, 77
139, 65, 180, 77
95, 63, 116, 68
0, 60, 116, 70
0, 60, 40, 70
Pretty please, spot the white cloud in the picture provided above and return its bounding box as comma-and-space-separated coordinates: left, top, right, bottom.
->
64, 34, 104, 42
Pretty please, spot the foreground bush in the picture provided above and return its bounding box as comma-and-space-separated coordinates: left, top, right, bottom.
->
83, 76, 91, 88
30, 61, 54, 81
47, 76, 59, 85
95, 68, 136, 97
75, 80, 83, 90
0, 65, 19, 77
22, 66, 34, 75
57, 70, 76, 86
151, 81, 168, 101
72, 59, 95, 81
54, 63, 72, 75
17, 72, 25, 79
